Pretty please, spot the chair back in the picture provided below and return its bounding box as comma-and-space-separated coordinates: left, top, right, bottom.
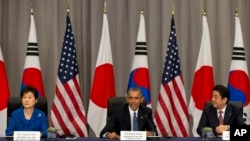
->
7, 96, 48, 123
107, 97, 146, 118
205, 101, 243, 112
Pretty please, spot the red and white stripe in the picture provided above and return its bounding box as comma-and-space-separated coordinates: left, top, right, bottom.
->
154, 76, 189, 137
51, 76, 88, 137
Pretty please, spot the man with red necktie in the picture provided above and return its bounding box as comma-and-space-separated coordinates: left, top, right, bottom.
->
197, 84, 245, 137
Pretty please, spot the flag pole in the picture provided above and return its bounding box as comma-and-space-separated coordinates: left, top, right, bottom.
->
67, 0, 70, 15
141, 6, 144, 14
171, 1, 175, 16
202, 8, 206, 16
103, 0, 107, 13
235, 8, 238, 17
30, 1, 34, 15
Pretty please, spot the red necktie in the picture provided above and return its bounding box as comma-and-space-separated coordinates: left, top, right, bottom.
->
218, 111, 223, 125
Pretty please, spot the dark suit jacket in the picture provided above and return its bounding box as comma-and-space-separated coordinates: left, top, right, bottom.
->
100, 104, 158, 137
197, 103, 245, 136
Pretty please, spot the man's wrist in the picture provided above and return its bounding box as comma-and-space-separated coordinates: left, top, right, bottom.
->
226, 125, 230, 131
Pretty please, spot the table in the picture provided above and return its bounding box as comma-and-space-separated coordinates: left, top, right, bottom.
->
0, 137, 223, 141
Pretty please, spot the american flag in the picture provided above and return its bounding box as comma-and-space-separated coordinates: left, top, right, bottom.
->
51, 15, 88, 137
154, 16, 189, 137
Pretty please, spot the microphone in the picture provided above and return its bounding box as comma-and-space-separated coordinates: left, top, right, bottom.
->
143, 115, 164, 140
143, 114, 173, 139
143, 115, 157, 136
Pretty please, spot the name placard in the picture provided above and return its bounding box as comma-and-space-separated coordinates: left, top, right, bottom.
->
222, 131, 230, 140
120, 131, 146, 140
13, 131, 40, 141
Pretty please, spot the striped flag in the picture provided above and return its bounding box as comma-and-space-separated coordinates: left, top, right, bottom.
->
87, 12, 116, 137
127, 12, 151, 107
21, 14, 45, 96
0, 47, 10, 136
154, 16, 189, 137
228, 16, 250, 124
51, 15, 88, 137
188, 15, 214, 137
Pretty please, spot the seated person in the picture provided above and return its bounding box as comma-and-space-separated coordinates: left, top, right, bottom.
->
197, 84, 245, 137
100, 87, 158, 139
5, 86, 48, 138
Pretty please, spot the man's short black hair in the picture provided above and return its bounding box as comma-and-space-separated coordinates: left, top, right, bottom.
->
213, 84, 230, 103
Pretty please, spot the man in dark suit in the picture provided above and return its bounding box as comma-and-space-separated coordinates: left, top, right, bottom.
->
197, 84, 245, 137
100, 87, 157, 139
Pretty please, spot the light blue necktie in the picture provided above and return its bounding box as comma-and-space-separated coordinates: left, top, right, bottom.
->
133, 112, 138, 131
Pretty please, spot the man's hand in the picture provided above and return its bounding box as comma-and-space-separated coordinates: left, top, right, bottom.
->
106, 132, 120, 139
215, 125, 229, 134
146, 131, 154, 137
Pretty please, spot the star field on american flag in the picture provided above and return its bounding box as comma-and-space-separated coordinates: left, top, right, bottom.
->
58, 21, 78, 83
162, 24, 181, 84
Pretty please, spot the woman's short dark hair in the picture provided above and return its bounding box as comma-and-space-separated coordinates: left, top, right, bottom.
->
213, 84, 230, 103
20, 86, 39, 99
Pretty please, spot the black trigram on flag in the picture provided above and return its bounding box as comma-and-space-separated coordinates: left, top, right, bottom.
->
232, 47, 245, 61
135, 42, 147, 55
26, 44, 39, 56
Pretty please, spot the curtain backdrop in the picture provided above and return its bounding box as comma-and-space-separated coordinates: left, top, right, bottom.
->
0, 0, 249, 137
